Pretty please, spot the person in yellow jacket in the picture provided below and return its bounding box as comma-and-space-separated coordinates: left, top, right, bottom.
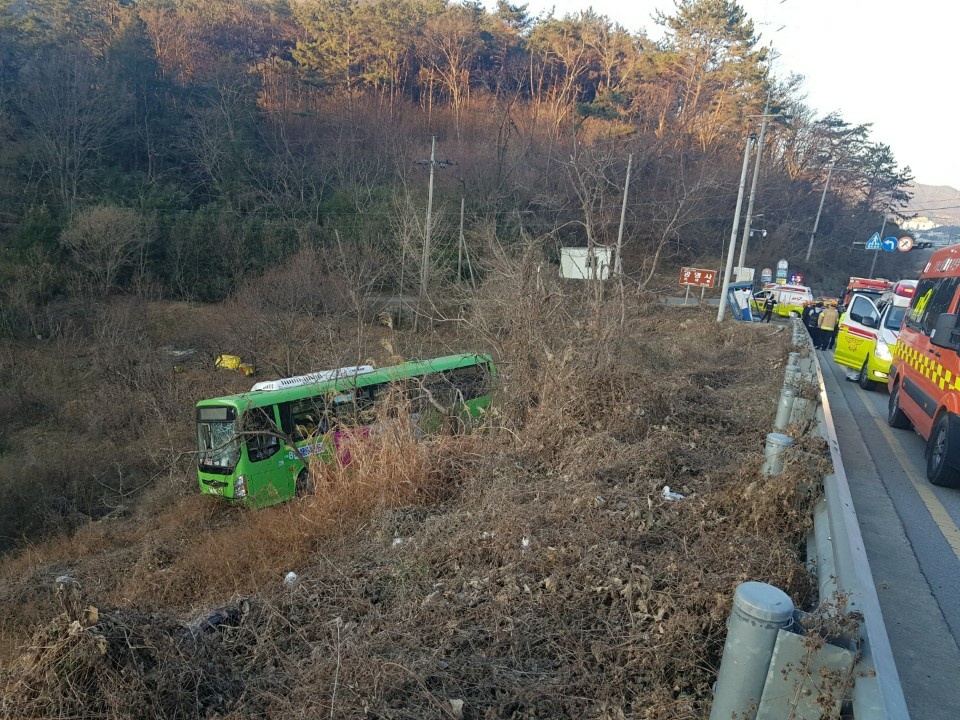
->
817, 303, 840, 350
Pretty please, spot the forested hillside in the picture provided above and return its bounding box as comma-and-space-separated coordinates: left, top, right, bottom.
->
0, 0, 917, 329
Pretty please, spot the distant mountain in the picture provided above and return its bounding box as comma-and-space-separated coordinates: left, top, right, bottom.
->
903, 182, 960, 226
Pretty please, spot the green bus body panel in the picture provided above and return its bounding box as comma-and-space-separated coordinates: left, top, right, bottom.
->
196, 354, 495, 508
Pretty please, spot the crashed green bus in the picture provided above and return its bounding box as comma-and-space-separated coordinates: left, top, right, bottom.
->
195, 353, 495, 508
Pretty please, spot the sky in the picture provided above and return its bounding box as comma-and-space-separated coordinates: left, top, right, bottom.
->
501, 0, 959, 190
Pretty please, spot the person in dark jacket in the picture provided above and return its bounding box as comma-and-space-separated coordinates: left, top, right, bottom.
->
760, 293, 777, 323
805, 302, 824, 347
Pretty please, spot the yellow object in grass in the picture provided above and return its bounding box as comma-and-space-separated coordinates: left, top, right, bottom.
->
216, 354, 255, 376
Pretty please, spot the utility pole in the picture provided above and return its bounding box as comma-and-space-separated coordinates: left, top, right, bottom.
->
457, 196, 464, 282
457, 196, 477, 290
718, 135, 756, 323
737, 92, 772, 276
421, 135, 436, 306
412, 137, 457, 329
805, 161, 836, 262
614, 153, 633, 276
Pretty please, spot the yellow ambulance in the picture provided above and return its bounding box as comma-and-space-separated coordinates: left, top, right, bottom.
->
750, 283, 813, 318
834, 280, 917, 389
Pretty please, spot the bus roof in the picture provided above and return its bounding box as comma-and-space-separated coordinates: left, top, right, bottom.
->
196, 353, 494, 410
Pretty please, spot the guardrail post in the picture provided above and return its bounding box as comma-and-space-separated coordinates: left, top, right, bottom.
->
792, 319, 806, 345
784, 352, 801, 387
774, 387, 797, 430
709, 582, 795, 720
810, 498, 838, 604
761, 432, 794, 476
789, 394, 816, 426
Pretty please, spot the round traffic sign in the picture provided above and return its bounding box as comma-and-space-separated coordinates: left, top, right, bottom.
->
897, 236, 914, 252
882, 236, 897, 252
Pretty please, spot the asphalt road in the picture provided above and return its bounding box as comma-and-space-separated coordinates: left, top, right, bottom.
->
818, 349, 960, 719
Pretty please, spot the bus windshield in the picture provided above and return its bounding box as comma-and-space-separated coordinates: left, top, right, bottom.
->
197, 420, 240, 473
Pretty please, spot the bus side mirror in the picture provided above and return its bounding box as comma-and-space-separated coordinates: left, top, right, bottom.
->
931, 313, 960, 350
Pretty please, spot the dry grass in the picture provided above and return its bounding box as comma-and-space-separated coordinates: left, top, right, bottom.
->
0, 261, 821, 719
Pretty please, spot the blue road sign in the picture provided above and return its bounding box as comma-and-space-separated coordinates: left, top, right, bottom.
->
865, 232, 881, 250
882, 236, 897, 252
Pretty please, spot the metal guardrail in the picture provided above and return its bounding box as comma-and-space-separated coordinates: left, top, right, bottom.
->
710, 318, 908, 719
804, 319, 910, 719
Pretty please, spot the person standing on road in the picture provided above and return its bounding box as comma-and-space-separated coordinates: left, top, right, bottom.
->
804, 302, 822, 346
760, 293, 777, 323
830, 304, 844, 350
817, 302, 839, 350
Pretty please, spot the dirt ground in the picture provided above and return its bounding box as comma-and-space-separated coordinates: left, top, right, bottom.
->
0, 270, 824, 719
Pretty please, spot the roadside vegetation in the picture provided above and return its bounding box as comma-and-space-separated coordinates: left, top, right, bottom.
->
0, 256, 823, 718
0, 0, 892, 716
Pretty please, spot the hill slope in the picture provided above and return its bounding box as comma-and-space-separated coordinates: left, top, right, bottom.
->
0, 275, 828, 719
904, 182, 960, 225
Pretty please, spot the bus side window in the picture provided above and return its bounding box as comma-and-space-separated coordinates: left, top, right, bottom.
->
444, 365, 490, 401
355, 383, 385, 424
245, 407, 281, 462
329, 383, 384, 426
283, 398, 329, 440
410, 366, 488, 411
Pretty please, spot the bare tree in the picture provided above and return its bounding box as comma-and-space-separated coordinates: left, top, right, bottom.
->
18, 45, 123, 213
60, 205, 149, 296
639, 158, 721, 288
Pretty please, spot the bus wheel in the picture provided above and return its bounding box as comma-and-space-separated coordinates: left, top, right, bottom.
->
888, 383, 911, 429
857, 360, 877, 391
926, 414, 960, 488
296, 468, 314, 497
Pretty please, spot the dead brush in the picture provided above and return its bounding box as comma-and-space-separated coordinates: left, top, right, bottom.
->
106, 390, 484, 609
0, 256, 825, 719
313, 384, 484, 505
0, 600, 252, 720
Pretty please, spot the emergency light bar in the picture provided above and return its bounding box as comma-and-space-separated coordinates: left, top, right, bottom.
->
250, 365, 376, 392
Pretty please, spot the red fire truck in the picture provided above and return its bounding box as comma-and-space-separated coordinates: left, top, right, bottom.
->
841, 277, 894, 308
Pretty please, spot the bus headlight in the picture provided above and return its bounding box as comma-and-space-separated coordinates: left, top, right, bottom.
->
875, 340, 892, 362
234, 475, 247, 498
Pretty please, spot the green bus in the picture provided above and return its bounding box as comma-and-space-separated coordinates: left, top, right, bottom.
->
195, 353, 496, 508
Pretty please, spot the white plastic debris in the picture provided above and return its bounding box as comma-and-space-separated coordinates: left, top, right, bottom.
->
521, 536, 531, 551
662, 485, 685, 501
283, 571, 299, 588
392, 537, 404, 547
